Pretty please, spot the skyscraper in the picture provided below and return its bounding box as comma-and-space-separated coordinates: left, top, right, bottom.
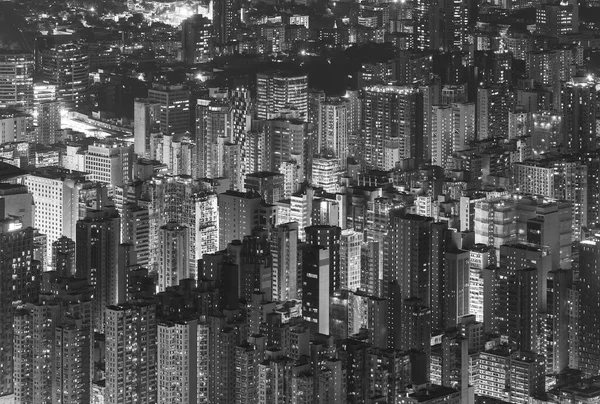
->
256, 72, 308, 121
218, 190, 263, 250
477, 86, 510, 140
212, 0, 240, 45
340, 229, 362, 292
578, 236, 600, 376
40, 43, 90, 109
158, 222, 190, 292
363, 85, 423, 170
561, 76, 597, 153
431, 102, 475, 169
0, 52, 33, 109
52, 235, 75, 276
195, 98, 230, 178
302, 245, 331, 335
318, 98, 349, 168
385, 209, 433, 354
13, 278, 92, 404
133, 98, 161, 158
76, 205, 121, 332
305, 225, 341, 293
158, 318, 201, 404
35, 97, 61, 145
0, 222, 39, 398
263, 117, 307, 173
181, 15, 212, 65
271, 222, 299, 301
104, 302, 157, 404
147, 84, 191, 137
25, 167, 96, 265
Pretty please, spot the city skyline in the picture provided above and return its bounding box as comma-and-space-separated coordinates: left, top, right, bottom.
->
0, 0, 600, 404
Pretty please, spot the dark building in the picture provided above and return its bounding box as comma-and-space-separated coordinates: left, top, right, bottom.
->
212, 0, 240, 46
181, 15, 212, 65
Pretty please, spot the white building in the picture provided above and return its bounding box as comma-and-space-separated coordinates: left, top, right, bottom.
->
340, 229, 362, 291
24, 168, 94, 264
84, 143, 132, 187
311, 157, 340, 193
318, 99, 349, 168
158, 319, 204, 404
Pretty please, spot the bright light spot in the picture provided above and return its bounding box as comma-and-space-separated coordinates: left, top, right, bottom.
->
90, 7, 95, 12
300, 50, 306, 56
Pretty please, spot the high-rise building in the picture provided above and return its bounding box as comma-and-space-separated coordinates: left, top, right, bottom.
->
148, 84, 191, 137
431, 102, 475, 169
544, 269, 575, 375
363, 85, 423, 169
384, 210, 433, 354
0, 108, 28, 143
477, 348, 545, 402
485, 244, 552, 350
212, 0, 240, 45
530, 111, 562, 158
40, 43, 90, 109
477, 86, 510, 140
515, 197, 572, 270
0, 221, 39, 398
142, 177, 218, 276
302, 245, 331, 335
536, 1, 579, 36
195, 98, 230, 178
158, 318, 202, 404
474, 198, 517, 257
340, 229, 362, 292
207, 315, 244, 404
104, 302, 157, 404
414, 0, 433, 51
305, 225, 341, 293
311, 157, 340, 193
513, 159, 587, 239
35, 98, 61, 145
83, 142, 133, 188
271, 222, 300, 301
181, 15, 212, 65
578, 236, 600, 376
158, 222, 190, 292
121, 204, 150, 267
152, 134, 195, 177
469, 244, 490, 323
561, 76, 597, 154
76, 205, 121, 332
245, 171, 284, 204
318, 98, 349, 168
218, 190, 263, 249
256, 72, 308, 121
527, 50, 561, 93
263, 117, 307, 173
133, 98, 161, 158
25, 167, 96, 264
52, 235, 76, 276
0, 52, 33, 109
13, 278, 92, 404
443, 248, 470, 329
